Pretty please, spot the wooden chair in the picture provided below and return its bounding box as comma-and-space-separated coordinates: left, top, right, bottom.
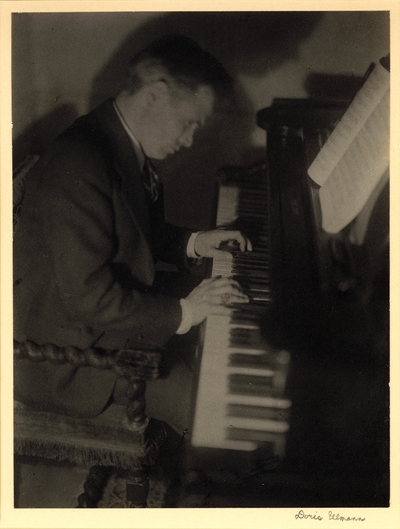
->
13, 155, 180, 508
14, 339, 168, 507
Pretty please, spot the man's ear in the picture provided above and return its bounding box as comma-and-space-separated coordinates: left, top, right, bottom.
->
146, 80, 169, 107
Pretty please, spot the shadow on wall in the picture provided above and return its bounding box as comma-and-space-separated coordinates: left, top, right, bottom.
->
13, 104, 79, 168
88, 12, 323, 229
89, 12, 324, 107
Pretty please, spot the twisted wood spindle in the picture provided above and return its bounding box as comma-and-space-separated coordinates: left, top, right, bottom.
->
77, 466, 112, 508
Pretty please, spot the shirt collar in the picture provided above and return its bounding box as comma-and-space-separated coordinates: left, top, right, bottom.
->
113, 99, 146, 170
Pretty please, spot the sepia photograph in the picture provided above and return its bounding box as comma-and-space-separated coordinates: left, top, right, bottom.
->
1, 2, 397, 526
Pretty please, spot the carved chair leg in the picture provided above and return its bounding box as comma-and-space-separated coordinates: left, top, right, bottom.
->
125, 379, 147, 427
126, 465, 150, 508
77, 465, 111, 508
120, 378, 151, 507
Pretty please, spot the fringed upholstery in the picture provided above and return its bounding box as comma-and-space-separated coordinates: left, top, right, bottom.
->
14, 401, 167, 470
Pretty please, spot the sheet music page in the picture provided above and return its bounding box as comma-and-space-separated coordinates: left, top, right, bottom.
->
307, 61, 389, 234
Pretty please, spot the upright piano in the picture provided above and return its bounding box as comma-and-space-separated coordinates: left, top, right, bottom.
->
184, 97, 389, 507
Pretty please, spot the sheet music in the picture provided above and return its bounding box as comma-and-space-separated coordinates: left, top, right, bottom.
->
308, 60, 389, 234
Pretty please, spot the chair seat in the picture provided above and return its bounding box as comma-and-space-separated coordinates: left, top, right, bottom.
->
14, 401, 167, 470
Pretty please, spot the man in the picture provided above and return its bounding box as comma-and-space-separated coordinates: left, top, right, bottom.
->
13, 35, 252, 429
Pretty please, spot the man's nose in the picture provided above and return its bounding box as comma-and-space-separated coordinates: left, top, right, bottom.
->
179, 125, 197, 148
179, 131, 194, 148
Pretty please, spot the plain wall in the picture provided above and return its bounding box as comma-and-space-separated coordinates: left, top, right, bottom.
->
12, 11, 390, 229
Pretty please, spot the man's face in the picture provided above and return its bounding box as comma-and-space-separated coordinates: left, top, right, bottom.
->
141, 84, 215, 160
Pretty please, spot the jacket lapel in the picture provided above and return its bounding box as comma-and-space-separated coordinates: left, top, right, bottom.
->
92, 100, 152, 244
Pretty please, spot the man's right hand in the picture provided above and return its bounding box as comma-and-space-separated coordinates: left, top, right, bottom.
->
184, 276, 249, 327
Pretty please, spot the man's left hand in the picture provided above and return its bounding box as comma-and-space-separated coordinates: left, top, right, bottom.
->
194, 229, 253, 261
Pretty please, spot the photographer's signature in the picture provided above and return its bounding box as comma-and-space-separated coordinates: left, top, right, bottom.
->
295, 509, 366, 522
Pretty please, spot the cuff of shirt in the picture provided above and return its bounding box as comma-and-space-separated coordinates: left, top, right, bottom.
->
176, 298, 193, 335
186, 231, 202, 258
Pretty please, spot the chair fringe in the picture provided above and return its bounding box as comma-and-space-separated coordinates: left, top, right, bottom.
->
14, 438, 146, 470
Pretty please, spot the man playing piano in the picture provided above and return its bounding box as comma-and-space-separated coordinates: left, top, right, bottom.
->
13, 35, 252, 432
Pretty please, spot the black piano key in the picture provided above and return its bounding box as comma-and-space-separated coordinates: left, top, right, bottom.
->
251, 245, 269, 252
232, 276, 270, 286
229, 353, 275, 369
230, 308, 263, 320
231, 302, 269, 314
230, 326, 262, 338
229, 374, 273, 396
233, 264, 270, 273
234, 251, 268, 258
234, 258, 269, 267
229, 343, 265, 353
226, 428, 285, 443
230, 326, 261, 336
229, 320, 263, 330
230, 328, 262, 346
238, 208, 268, 215
238, 199, 268, 206
227, 403, 290, 421
245, 288, 270, 298
234, 251, 268, 259
230, 314, 263, 326
234, 261, 268, 269
239, 196, 269, 203
231, 273, 270, 284
234, 280, 271, 291
238, 206, 268, 212
234, 269, 270, 278
231, 276, 270, 285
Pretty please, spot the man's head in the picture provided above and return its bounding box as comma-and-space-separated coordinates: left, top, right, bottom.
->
116, 35, 233, 160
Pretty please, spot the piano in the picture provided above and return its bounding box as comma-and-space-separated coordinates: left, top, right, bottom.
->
184, 97, 389, 506
189, 163, 292, 459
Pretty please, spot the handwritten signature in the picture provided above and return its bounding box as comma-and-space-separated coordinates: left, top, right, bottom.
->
295, 509, 366, 522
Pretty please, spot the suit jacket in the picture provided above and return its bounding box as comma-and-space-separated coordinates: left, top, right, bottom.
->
14, 99, 192, 417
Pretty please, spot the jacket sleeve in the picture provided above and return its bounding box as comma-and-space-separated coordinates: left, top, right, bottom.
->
39, 145, 182, 348
148, 185, 194, 269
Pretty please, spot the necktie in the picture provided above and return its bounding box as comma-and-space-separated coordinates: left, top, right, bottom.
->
142, 157, 160, 203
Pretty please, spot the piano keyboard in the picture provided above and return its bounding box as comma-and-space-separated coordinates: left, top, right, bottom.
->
191, 167, 292, 456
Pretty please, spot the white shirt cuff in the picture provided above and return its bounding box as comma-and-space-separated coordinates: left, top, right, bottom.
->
176, 298, 193, 335
186, 231, 202, 258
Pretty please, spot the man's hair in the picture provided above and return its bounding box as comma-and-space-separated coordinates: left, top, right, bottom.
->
125, 35, 233, 101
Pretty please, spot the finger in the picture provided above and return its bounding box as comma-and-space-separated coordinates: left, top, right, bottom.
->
214, 293, 249, 304
216, 230, 252, 252
211, 277, 244, 290
222, 294, 250, 304
243, 236, 253, 252
209, 292, 250, 309
212, 285, 249, 301
235, 233, 252, 252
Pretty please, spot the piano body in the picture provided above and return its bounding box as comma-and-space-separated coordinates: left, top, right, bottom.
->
183, 97, 389, 506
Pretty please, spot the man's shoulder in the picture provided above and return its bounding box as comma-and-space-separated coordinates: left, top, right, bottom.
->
55, 99, 133, 165
57, 104, 109, 148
